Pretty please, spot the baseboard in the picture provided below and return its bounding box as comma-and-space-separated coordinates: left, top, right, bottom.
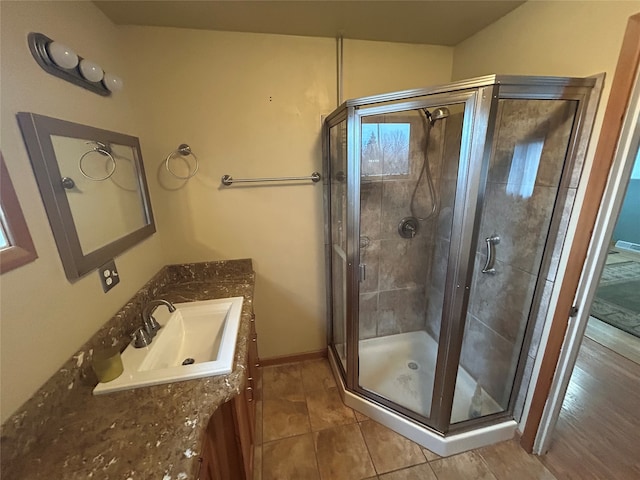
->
260, 349, 327, 367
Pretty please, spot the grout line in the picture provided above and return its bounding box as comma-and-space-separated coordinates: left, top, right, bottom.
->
356, 421, 380, 477
378, 457, 431, 477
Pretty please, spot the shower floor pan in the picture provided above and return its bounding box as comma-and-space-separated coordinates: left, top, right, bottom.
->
330, 331, 516, 456
359, 331, 502, 423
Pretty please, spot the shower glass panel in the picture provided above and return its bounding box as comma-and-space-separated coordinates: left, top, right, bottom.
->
453, 99, 579, 423
357, 104, 465, 420
329, 120, 348, 370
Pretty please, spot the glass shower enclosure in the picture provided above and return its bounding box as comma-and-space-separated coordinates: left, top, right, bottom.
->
323, 75, 599, 450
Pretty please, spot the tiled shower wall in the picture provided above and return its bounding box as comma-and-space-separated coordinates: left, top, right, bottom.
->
459, 99, 578, 408
359, 112, 443, 339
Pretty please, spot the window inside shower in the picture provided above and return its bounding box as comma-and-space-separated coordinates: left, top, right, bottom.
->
361, 123, 411, 177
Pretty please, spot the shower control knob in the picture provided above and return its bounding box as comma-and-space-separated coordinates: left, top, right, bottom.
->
398, 217, 419, 239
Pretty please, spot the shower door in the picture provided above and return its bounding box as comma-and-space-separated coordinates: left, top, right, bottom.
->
353, 89, 491, 429
451, 97, 580, 424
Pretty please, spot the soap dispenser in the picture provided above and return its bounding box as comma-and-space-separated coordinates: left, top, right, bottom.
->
469, 384, 483, 418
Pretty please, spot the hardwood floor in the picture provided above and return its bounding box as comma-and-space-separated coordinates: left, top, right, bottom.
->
540, 336, 640, 480
585, 316, 640, 365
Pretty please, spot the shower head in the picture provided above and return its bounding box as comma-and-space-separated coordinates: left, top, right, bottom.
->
422, 107, 450, 125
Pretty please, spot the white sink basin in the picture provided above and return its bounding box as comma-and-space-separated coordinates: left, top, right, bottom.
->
93, 297, 244, 395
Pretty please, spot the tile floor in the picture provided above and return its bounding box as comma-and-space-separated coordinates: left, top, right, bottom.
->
255, 358, 557, 480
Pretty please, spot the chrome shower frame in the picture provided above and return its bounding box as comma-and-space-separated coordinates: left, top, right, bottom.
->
322, 74, 601, 455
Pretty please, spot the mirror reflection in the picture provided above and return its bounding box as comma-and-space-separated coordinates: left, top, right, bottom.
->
17, 112, 155, 281
51, 136, 148, 254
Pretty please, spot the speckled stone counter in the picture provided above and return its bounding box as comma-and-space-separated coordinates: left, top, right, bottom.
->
0, 259, 255, 480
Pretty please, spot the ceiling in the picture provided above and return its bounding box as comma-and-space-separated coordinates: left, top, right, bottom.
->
94, 1, 526, 46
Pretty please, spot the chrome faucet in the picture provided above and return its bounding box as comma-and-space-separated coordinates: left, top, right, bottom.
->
141, 299, 176, 338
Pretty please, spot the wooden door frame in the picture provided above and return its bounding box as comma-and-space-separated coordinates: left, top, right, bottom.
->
521, 12, 640, 452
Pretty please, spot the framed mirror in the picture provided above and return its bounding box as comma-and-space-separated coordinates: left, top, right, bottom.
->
17, 112, 155, 281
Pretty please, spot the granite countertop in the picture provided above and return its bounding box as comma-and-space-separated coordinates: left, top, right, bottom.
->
1, 260, 255, 480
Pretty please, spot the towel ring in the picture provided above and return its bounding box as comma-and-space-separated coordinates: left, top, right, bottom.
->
79, 141, 116, 181
165, 144, 199, 179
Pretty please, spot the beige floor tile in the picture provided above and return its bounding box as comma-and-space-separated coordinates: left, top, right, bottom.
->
263, 434, 320, 480
478, 439, 556, 480
359, 420, 426, 474
263, 364, 305, 401
314, 423, 377, 480
263, 399, 311, 442
306, 387, 356, 431
429, 452, 497, 480
300, 359, 337, 392
421, 447, 440, 462
354, 410, 369, 422
379, 463, 438, 480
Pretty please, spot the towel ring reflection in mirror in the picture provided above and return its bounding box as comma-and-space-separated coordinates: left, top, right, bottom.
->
165, 143, 199, 179
79, 141, 116, 181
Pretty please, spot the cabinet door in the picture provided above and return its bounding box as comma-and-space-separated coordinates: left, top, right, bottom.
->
199, 401, 245, 480
234, 391, 254, 479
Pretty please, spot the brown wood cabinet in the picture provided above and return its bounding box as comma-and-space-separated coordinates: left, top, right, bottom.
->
198, 314, 260, 480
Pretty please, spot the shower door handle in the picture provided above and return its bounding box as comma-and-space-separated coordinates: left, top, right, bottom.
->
482, 235, 500, 274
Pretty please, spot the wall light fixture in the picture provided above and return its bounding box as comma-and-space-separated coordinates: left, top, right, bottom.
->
28, 32, 123, 96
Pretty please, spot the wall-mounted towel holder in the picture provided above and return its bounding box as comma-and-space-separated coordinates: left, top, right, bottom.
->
165, 144, 198, 179
221, 171, 321, 186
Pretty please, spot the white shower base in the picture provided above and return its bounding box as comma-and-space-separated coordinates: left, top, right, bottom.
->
331, 331, 517, 456
359, 331, 502, 423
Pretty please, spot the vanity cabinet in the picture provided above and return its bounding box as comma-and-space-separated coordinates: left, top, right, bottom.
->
198, 313, 260, 480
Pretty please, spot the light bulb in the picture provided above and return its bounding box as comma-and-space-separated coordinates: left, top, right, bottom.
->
47, 41, 78, 69
102, 72, 123, 93
79, 59, 104, 82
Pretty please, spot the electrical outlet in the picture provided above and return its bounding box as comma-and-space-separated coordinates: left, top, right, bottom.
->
99, 259, 120, 293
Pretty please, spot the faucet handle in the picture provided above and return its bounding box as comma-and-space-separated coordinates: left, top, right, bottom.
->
146, 315, 161, 334
132, 327, 152, 348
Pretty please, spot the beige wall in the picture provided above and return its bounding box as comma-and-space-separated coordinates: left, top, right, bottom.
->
453, 1, 640, 82
344, 38, 453, 98
0, 1, 166, 422
453, 1, 640, 171
122, 27, 454, 361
